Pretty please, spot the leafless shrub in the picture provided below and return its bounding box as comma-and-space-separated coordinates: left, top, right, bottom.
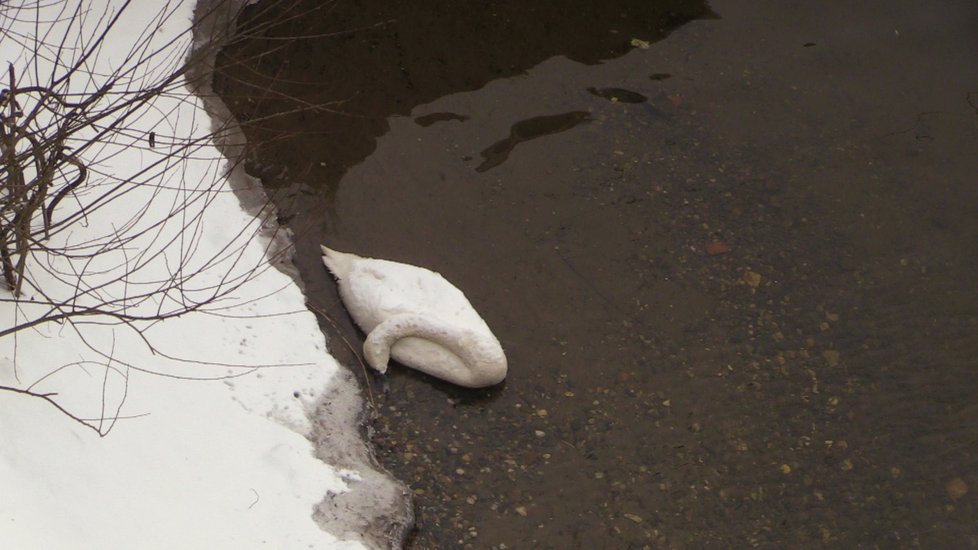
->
0, 0, 346, 435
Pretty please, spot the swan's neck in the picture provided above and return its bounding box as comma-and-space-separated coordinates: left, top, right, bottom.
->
363, 313, 507, 388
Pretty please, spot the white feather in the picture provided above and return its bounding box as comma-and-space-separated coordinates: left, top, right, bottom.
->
321, 246, 507, 388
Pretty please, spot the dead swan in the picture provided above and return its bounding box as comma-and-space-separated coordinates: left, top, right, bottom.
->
320, 246, 507, 388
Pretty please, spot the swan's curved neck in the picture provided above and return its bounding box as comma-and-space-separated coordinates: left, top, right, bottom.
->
363, 313, 507, 388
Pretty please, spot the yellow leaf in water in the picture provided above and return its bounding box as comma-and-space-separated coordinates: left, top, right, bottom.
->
630, 38, 651, 50
743, 269, 762, 288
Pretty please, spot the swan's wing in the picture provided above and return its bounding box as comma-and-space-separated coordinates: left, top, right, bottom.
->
345, 258, 481, 315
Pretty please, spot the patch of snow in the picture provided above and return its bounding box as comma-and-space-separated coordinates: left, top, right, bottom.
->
0, 1, 409, 547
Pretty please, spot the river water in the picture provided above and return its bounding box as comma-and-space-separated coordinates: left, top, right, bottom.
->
216, 0, 978, 547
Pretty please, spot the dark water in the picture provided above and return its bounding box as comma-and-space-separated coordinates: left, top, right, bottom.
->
216, 0, 978, 547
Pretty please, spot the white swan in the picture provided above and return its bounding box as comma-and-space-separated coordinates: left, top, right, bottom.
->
320, 246, 508, 388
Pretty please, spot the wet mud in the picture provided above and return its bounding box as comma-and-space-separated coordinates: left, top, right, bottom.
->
216, 0, 978, 547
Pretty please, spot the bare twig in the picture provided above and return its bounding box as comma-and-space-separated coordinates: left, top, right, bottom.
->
0, 0, 356, 434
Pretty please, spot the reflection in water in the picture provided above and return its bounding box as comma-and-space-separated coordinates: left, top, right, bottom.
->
215, 0, 713, 192
413, 112, 469, 127
587, 86, 649, 104
476, 111, 591, 173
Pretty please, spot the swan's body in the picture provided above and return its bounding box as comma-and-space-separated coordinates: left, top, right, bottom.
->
320, 246, 507, 388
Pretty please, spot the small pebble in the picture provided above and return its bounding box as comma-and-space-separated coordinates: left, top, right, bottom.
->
743, 269, 762, 288
946, 477, 968, 500
623, 513, 643, 523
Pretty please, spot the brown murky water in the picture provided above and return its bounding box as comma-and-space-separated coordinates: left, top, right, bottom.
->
216, 0, 978, 547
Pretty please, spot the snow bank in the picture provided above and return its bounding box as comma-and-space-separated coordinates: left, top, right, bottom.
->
0, 1, 408, 547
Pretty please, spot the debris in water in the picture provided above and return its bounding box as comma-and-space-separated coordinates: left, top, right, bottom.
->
587, 87, 648, 104
946, 477, 968, 500
630, 38, 651, 49
705, 240, 731, 255
623, 513, 643, 523
742, 269, 762, 288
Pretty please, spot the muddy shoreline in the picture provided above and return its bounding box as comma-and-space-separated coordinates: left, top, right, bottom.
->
190, 2, 413, 546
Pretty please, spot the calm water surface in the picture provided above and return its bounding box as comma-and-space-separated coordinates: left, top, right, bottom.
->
217, 0, 978, 547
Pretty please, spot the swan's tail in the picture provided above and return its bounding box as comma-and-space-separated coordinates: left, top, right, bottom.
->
320, 245, 357, 279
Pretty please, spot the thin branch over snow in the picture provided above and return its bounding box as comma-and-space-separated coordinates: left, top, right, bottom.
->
0, 0, 346, 435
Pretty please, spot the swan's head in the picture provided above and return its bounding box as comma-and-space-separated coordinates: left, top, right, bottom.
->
363, 314, 507, 388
